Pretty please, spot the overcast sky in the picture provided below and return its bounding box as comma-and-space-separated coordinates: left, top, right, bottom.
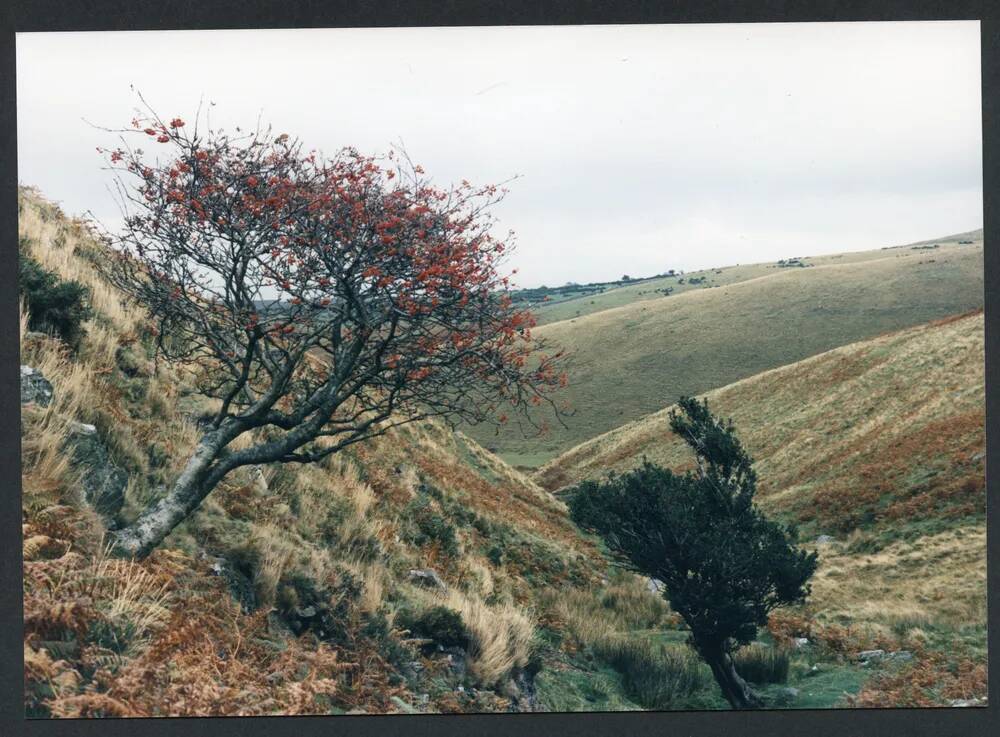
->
17, 22, 982, 288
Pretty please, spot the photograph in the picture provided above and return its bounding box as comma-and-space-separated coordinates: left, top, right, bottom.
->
15, 21, 987, 718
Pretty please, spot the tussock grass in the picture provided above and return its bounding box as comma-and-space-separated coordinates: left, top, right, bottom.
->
592, 637, 705, 710
732, 643, 789, 684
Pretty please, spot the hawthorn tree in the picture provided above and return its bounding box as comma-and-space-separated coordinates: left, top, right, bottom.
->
98, 107, 566, 558
568, 397, 817, 709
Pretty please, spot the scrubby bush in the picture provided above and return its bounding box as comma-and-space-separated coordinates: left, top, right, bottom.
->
569, 397, 818, 709
402, 496, 459, 557
398, 605, 469, 650
732, 643, 789, 684
19, 242, 92, 349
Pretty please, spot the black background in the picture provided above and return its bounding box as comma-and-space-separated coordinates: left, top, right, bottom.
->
1, 2, 996, 736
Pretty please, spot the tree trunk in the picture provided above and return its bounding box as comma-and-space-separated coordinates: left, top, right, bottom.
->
701, 644, 764, 710
111, 430, 232, 558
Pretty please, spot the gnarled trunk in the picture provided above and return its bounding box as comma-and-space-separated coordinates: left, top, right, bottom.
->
111, 429, 233, 558
700, 642, 763, 710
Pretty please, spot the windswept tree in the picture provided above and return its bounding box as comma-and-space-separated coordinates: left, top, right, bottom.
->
97, 107, 566, 558
569, 397, 817, 709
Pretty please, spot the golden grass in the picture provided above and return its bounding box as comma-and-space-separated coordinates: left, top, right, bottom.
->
538, 311, 985, 519
531, 229, 984, 326
809, 524, 987, 628
471, 237, 983, 464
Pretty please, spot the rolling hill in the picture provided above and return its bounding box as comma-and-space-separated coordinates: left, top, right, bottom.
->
469, 235, 983, 467
537, 309, 985, 537
19, 187, 987, 714
536, 309, 987, 677
528, 229, 984, 326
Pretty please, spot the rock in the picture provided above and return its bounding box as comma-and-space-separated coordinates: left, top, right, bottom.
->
408, 568, 447, 591
207, 556, 258, 613
64, 423, 127, 520
886, 650, 914, 663
442, 646, 468, 678
389, 696, 419, 714
793, 637, 810, 649
775, 687, 800, 703
646, 577, 666, 594
296, 605, 318, 619
857, 649, 886, 663
20, 365, 53, 407
806, 664, 821, 677
815, 535, 835, 545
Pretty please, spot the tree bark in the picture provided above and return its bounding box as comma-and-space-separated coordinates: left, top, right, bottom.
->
111, 428, 235, 558
701, 644, 764, 710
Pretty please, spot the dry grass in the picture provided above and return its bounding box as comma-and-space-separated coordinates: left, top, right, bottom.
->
538, 311, 985, 535
808, 524, 987, 629
22, 186, 604, 716
472, 236, 983, 465
541, 573, 674, 648
407, 585, 535, 686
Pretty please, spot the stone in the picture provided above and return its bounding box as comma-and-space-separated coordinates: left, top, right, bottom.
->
389, 696, 419, 714
793, 637, 810, 649
20, 365, 53, 407
777, 687, 800, 701
64, 423, 127, 520
408, 568, 447, 591
815, 535, 835, 544
857, 649, 886, 663
207, 556, 258, 613
646, 577, 666, 594
887, 650, 913, 663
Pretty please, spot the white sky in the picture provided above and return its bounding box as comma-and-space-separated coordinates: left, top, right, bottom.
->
17, 22, 982, 288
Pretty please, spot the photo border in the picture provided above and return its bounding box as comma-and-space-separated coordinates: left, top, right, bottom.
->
1, 2, 996, 736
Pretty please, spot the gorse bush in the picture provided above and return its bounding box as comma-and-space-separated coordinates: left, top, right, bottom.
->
732, 644, 789, 684
19, 241, 92, 349
593, 637, 705, 710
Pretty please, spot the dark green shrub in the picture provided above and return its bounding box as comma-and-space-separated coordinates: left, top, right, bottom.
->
398, 605, 469, 650
19, 242, 92, 349
402, 496, 459, 556
733, 644, 789, 684
569, 397, 817, 709
361, 610, 412, 668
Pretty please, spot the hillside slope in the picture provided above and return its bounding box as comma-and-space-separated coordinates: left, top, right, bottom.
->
17, 188, 615, 717
537, 310, 987, 694
18, 187, 987, 715
538, 309, 985, 537
471, 238, 983, 466
529, 228, 982, 326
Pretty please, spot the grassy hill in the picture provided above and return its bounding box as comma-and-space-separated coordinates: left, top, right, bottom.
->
18, 187, 986, 715
469, 236, 983, 467
17, 188, 612, 716
528, 229, 984, 326
537, 310, 987, 707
